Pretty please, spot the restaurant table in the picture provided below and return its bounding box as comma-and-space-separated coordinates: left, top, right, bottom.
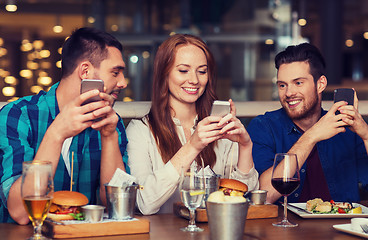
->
0, 206, 364, 240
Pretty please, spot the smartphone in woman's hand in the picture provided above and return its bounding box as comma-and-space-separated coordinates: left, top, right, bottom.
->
210, 100, 230, 117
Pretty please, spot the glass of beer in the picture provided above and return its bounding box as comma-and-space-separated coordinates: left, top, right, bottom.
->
21, 161, 54, 240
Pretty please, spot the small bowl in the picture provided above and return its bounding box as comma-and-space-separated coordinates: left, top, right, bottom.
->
82, 205, 105, 222
250, 190, 268, 205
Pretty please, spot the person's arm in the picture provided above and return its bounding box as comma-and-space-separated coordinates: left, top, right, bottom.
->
90, 92, 126, 206
261, 102, 350, 203
7, 90, 108, 224
127, 114, 226, 214
126, 119, 181, 214
215, 99, 259, 190
338, 91, 368, 153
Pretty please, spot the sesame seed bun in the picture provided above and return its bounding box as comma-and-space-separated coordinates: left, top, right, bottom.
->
52, 191, 89, 206
219, 179, 248, 193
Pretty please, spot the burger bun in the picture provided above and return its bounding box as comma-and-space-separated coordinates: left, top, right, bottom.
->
219, 179, 248, 193
47, 212, 75, 221
52, 191, 89, 206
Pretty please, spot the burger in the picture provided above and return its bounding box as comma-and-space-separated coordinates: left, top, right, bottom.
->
207, 179, 248, 203
219, 179, 248, 196
48, 191, 89, 221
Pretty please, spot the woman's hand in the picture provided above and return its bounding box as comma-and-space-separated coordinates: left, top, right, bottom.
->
187, 115, 225, 152
217, 99, 252, 147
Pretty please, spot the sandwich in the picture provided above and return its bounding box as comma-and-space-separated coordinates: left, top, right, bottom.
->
219, 179, 248, 196
48, 191, 89, 221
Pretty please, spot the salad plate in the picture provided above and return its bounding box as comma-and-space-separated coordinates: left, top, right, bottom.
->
287, 202, 368, 218
333, 223, 368, 238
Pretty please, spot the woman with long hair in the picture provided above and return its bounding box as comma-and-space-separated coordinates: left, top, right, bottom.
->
126, 34, 258, 215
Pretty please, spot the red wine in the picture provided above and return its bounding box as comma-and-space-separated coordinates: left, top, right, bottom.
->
271, 178, 300, 196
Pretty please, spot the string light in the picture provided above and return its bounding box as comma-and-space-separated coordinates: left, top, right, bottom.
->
345, 39, 354, 47
53, 16, 63, 33
5, 0, 17, 12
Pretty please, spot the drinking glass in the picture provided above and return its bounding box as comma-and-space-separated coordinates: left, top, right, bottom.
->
179, 163, 205, 232
271, 153, 300, 227
21, 161, 54, 240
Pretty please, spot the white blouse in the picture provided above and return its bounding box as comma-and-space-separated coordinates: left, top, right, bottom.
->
126, 116, 259, 215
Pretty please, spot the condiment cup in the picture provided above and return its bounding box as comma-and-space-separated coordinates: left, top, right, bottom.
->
351, 218, 368, 232
250, 190, 267, 205
82, 205, 105, 222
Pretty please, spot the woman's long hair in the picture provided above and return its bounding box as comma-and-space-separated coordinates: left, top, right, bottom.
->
148, 34, 218, 167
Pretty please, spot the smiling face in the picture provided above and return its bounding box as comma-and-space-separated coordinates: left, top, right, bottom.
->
167, 44, 208, 109
91, 46, 127, 101
277, 61, 323, 120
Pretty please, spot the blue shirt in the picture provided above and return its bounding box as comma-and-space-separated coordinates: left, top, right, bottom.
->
0, 82, 128, 223
247, 108, 368, 203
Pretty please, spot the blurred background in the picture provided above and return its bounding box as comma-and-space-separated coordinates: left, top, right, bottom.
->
0, 0, 367, 103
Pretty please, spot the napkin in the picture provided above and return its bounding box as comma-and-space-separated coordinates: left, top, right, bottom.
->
197, 165, 217, 178
108, 168, 137, 187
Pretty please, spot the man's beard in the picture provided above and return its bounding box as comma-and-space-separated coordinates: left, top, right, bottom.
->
282, 90, 320, 121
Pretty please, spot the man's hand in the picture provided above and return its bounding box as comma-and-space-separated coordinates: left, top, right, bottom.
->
305, 101, 349, 143
89, 92, 119, 137
338, 91, 368, 141
51, 90, 113, 141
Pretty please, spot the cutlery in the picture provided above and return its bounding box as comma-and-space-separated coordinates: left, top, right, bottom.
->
361, 224, 368, 234
284, 203, 312, 214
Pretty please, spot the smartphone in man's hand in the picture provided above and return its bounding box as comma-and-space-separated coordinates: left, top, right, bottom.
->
80, 79, 104, 105
333, 88, 354, 115
210, 100, 230, 117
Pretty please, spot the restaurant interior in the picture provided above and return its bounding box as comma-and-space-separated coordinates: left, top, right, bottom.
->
0, 0, 368, 103
2, 1, 368, 239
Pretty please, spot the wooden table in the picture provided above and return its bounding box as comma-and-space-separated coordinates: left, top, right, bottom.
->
0, 207, 363, 240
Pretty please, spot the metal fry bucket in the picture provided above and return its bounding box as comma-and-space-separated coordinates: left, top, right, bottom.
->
199, 174, 220, 208
105, 184, 139, 220
206, 200, 249, 240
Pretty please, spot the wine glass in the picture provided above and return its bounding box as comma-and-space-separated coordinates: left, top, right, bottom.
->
21, 161, 54, 240
179, 163, 205, 232
271, 153, 300, 227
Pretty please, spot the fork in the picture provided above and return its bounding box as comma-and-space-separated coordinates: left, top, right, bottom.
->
361, 224, 368, 233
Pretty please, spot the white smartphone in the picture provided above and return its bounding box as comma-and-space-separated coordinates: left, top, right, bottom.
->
80, 79, 104, 105
210, 100, 230, 117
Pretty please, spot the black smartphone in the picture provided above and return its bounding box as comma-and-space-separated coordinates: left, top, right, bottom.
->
80, 79, 104, 105
210, 100, 230, 117
333, 88, 354, 115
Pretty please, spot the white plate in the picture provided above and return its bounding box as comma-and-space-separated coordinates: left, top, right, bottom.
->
287, 203, 368, 218
333, 223, 368, 238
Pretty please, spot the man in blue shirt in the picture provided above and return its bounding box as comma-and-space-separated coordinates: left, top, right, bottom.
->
247, 43, 368, 204
0, 27, 128, 224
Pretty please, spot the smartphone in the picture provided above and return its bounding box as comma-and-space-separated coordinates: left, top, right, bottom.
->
210, 100, 230, 117
334, 88, 354, 115
80, 79, 104, 105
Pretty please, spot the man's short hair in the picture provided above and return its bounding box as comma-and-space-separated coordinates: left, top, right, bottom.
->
61, 27, 123, 78
275, 42, 326, 82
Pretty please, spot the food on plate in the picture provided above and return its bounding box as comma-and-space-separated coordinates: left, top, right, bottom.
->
314, 201, 332, 213
207, 179, 247, 203
306, 198, 323, 211
48, 191, 89, 221
219, 179, 248, 196
305, 198, 361, 214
